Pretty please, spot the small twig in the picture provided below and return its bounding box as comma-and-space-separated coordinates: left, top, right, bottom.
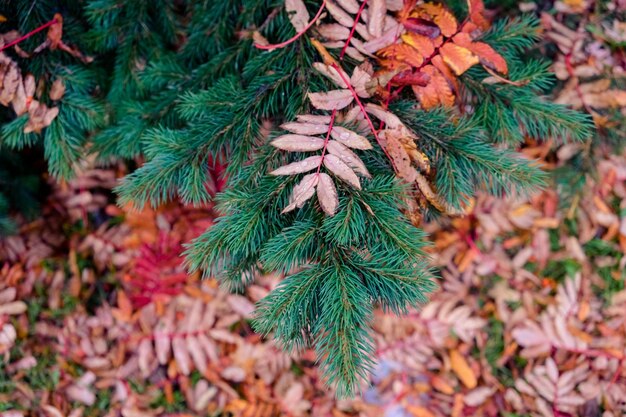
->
330, 62, 397, 171
316, 108, 338, 174
339, 0, 368, 60
0, 18, 57, 53
255, 0, 327, 51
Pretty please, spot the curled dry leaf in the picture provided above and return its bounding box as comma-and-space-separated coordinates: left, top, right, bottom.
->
283, 173, 319, 213
316, 173, 339, 216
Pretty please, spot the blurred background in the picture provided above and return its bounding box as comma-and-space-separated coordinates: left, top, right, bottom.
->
1, 0, 626, 416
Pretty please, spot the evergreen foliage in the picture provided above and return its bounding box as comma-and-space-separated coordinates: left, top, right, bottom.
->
0, 0, 594, 396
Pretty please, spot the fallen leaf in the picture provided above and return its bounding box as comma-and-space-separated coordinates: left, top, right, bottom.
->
450, 349, 477, 389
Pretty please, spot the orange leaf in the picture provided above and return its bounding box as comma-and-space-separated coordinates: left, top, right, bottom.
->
431, 375, 455, 395
401, 32, 437, 58
48, 14, 64, 49
412, 65, 455, 110
431, 55, 459, 92
440, 42, 479, 75
467, 0, 490, 30
405, 405, 436, 417
453, 33, 508, 74
378, 44, 424, 67
417, 3, 458, 37
450, 349, 477, 389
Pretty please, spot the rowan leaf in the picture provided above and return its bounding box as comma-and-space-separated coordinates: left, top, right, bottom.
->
316, 173, 339, 216
350, 64, 373, 98
281, 121, 329, 135
308, 89, 354, 111
467, 0, 490, 30
270, 156, 323, 176
317, 24, 351, 41
380, 130, 418, 182
403, 17, 441, 38
326, 140, 371, 178
296, 114, 332, 125
313, 63, 350, 89
325, 0, 354, 27
417, 3, 458, 37
453, 33, 508, 74
271, 135, 326, 152
401, 33, 437, 58
431, 55, 459, 92
285, 0, 310, 32
330, 126, 372, 150
379, 44, 425, 68
440, 43, 479, 75
283, 173, 319, 213
367, 0, 386, 37
412, 65, 455, 109
336, 0, 360, 14
323, 154, 361, 189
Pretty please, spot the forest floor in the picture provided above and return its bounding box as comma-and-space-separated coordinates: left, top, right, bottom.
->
1, 2, 626, 417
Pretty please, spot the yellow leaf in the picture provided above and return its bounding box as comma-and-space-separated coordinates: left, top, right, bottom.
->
401, 33, 437, 58
0, 15, 6, 22
440, 43, 479, 75
450, 349, 477, 388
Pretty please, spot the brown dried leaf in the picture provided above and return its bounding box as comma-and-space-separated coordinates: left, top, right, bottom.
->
350, 63, 374, 98
285, 0, 310, 32
313, 62, 350, 89
326, 140, 371, 178
337, 0, 360, 14
270, 156, 323, 176
308, 89, 354, 110
271, 135, 326, 152
281, 121, 329, 135
325, 0, 354, 27
330, 126, 372, 149
295, 115, 331, 126
368, 0, 387, 37
283, 173, 319, 213
323, 154, 361, 189
316, 173, 339, 216
317, 24, 351, 41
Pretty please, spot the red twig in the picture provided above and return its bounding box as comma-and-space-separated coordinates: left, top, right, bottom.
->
317, 108, 338, 174
339, 0, 368, 60
0, 18, 57, 52
255, 0, 327, 51
330, 62, 397, 172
